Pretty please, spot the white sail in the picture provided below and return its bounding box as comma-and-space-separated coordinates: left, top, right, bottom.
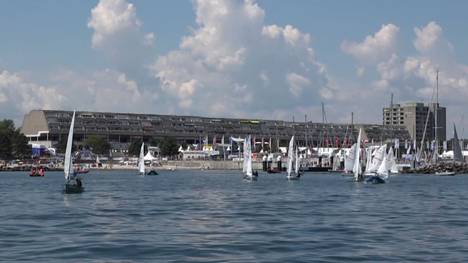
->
453, 124, 464, 162
364, 147, 374, 174
295, 147, 300, 174
353, 129, 362, 181
242, 138, 247, 174
377, 151, 389, 178
64, 111, 76, 180
386, 146, 399, 174
369, 145, 386, 172
245, 136, 253, 177
287, 136, 294, 177
138, 142, 145, 175
344, 144, 356, 172
332, 151, 341, 171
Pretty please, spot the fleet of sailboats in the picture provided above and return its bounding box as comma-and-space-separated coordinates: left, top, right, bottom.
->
56, 72, 464, 192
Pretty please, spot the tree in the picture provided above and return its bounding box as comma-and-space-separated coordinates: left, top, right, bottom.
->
11, 130, 31, 159
0, 129, 12, 160
159, 137, 179, 157
128, 140, 148, 157
0, 119, 30, 160
84, 135, 111, 155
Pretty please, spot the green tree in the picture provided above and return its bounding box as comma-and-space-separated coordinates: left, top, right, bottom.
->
128, 140, 147, 156
0, 119, 30, 160
160, 137, 179, 157
0, 129, 12, 160
11, 130, 31, 159
84, 135, 111, 155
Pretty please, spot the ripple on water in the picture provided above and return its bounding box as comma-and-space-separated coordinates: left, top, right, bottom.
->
1, 171, 468, 262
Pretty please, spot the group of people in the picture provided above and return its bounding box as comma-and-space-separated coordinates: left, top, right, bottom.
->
30, 166, 45, 177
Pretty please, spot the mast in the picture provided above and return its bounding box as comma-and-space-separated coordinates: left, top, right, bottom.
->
351, 112, 354, 144
434, 69, 439, 159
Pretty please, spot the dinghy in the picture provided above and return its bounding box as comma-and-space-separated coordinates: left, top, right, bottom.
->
64, 111, 84, 194
243, 135, 258, 181
286, 136, 300, 180
353, 128, 364, 182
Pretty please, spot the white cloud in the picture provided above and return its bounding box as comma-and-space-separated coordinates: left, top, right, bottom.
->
151, 0, 333, 119
341, 24, 399, 64
88, 0, 155, 73
88, 0, 143, 48
342, 21, 468, 130
286, 73, 310, 97
0, 70, 65, 122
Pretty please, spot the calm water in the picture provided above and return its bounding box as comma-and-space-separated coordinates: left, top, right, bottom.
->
1, 170, 468, 262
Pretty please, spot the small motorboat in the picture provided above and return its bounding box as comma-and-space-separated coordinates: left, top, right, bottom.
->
76, 167, 89, 174
266, 168, 282, 174
435, 171, 456, 176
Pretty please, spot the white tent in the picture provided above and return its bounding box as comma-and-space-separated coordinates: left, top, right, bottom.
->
144, 151, 156, 161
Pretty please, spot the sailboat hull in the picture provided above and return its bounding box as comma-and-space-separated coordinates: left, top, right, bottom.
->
365, 175, 386, 184
243, 176, 258, 181
147, 170, 158, 175
63, 184, 84, 194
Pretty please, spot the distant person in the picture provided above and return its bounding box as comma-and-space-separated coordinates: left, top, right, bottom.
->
76, 178, 82, 188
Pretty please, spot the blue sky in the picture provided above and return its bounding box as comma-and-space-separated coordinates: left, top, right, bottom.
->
1, 0, 468, 134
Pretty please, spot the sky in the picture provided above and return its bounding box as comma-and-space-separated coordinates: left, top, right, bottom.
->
1, 0, 468, 137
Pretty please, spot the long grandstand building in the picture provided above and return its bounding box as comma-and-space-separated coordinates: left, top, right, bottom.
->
21, 110, 411, 152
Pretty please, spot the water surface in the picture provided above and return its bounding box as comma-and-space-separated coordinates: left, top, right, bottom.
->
1, 170, 468, 262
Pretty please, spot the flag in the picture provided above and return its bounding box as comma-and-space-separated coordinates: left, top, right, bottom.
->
405, 140, 408, 149
213, 135, 217, 147
221, 135, 225, 146
443, 140, 447, 151
394, 139, 399, 149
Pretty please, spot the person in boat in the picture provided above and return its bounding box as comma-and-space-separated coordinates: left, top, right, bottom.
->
39, 167, 45, 176
76, 178, 82, 188
253, 170, 258, 177
30, 167, 37, 176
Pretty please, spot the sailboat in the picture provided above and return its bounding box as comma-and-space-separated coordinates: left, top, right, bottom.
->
353, 128, 363, 182
138, 142, 146, 176
343, 143, 357, 175
243, 135, 258, 181
365, 144, 387, 184
437, 124, 463, 176
365, 145, 386, 175
64, 111, 84, 194
386, 146, 399, 174
287, 136, 300, 180
453, 124, 463, 163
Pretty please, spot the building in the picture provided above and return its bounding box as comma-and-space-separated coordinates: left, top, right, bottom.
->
21, 109, 411, 153
383, 102, 446, 145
